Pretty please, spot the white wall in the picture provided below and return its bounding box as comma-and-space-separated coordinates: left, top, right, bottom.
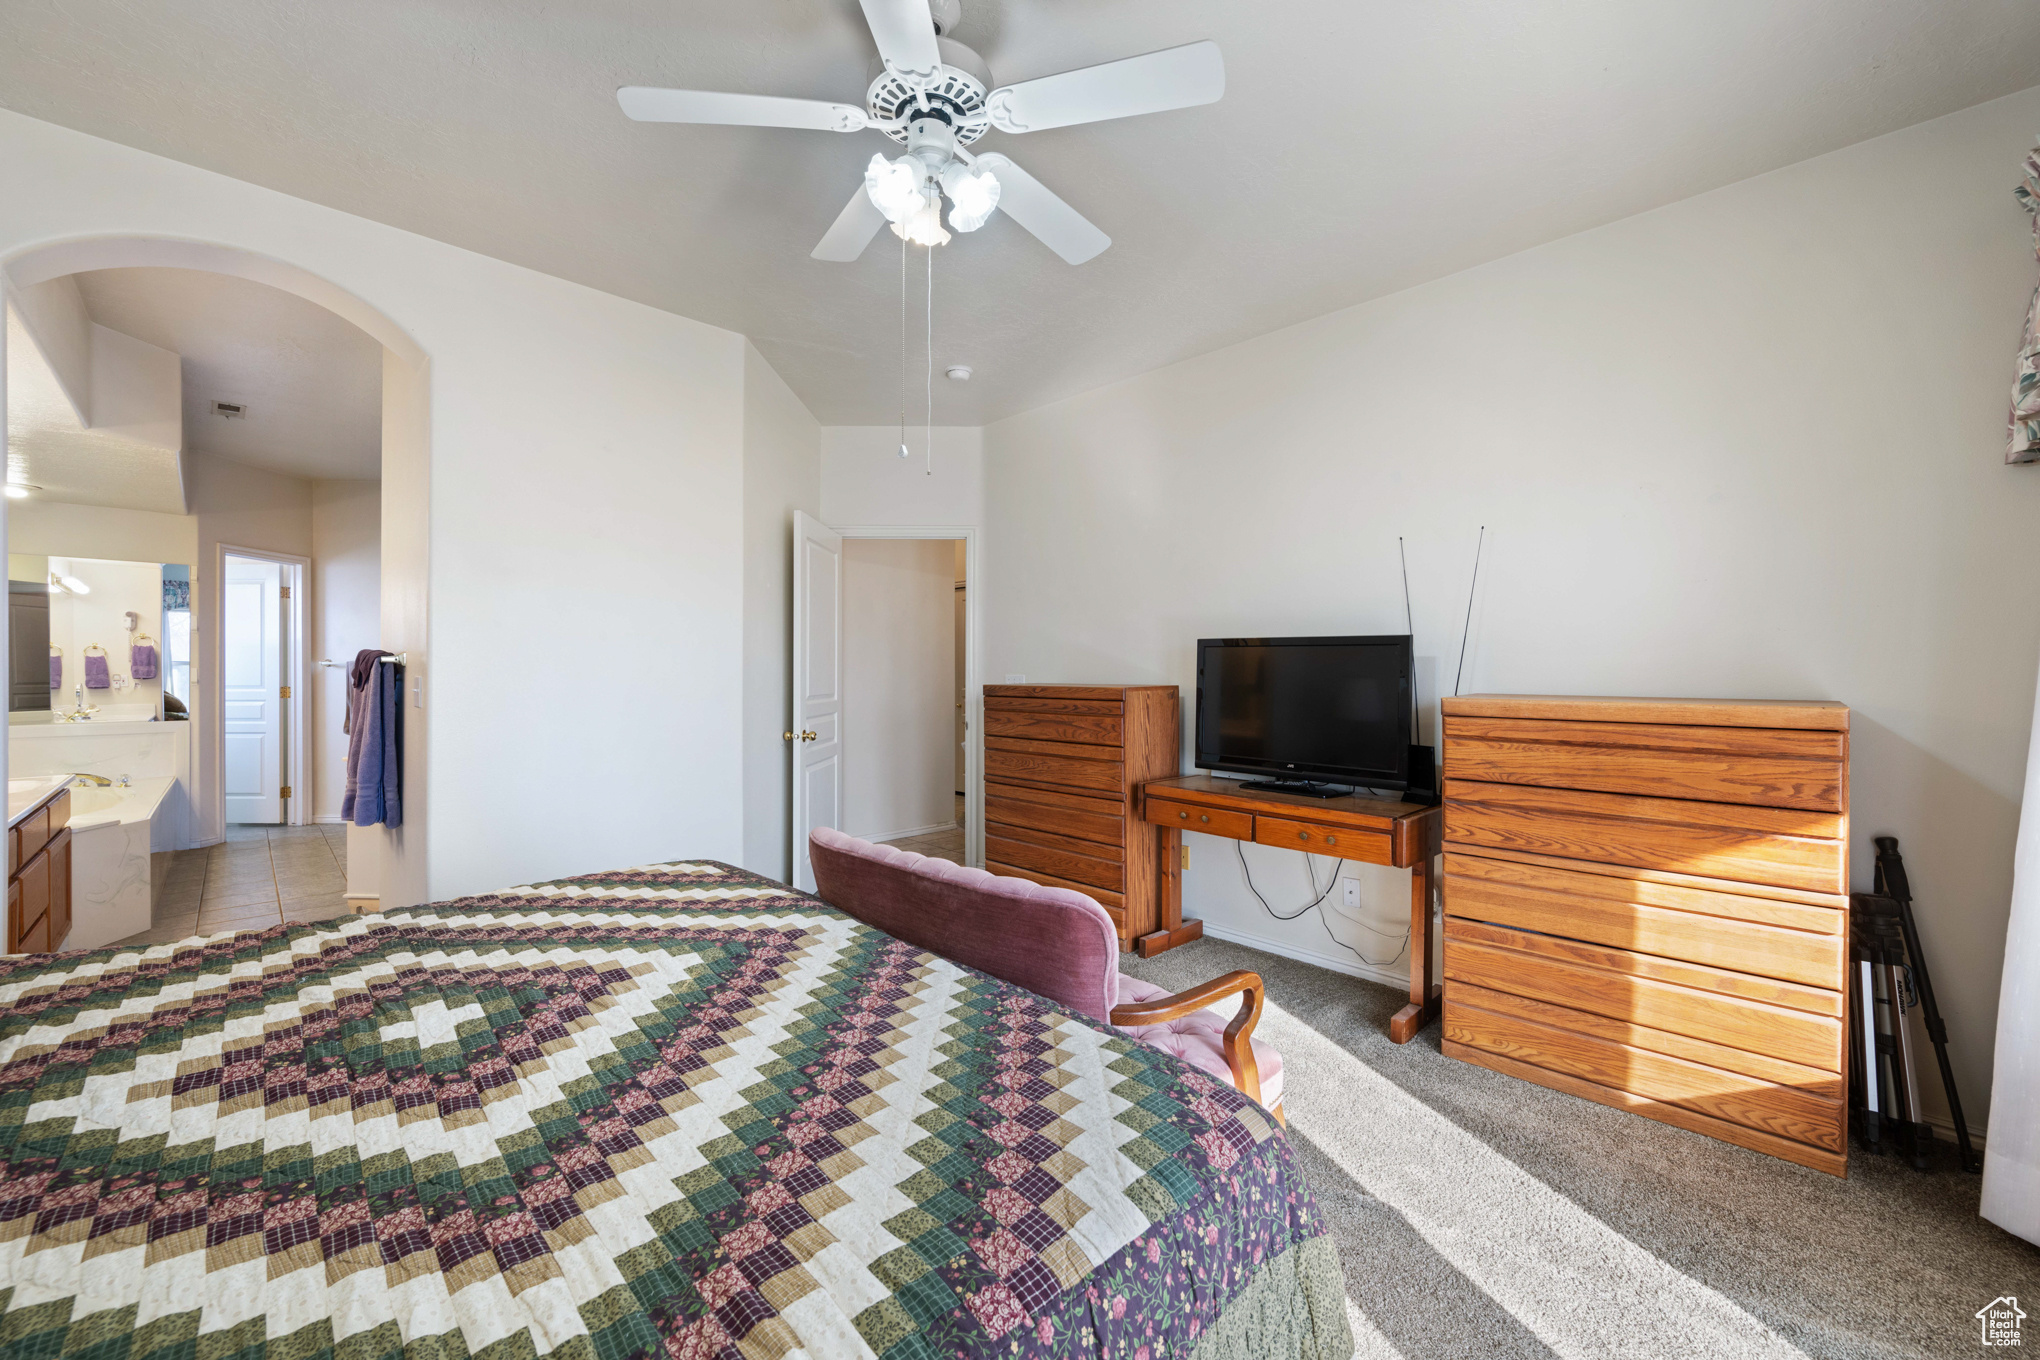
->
7, 498, 197, 568
1, 107, 759, 900
841, 538, 958, 842
310, 478, 380, 890
742, 343, 820, 882
980, 86, 2040, 1128
821, 425, 985, 528
188, 451, 312, 844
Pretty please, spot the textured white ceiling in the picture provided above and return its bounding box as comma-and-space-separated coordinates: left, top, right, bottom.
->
5, 306, 186, 515
3, 1, 2037, 423
72, 268, 383, 482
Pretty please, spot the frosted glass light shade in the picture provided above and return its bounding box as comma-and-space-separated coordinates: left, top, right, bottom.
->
940, 162, 1001, 232
865, 154, 924, 223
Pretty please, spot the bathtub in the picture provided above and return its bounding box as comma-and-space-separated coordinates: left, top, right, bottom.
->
63, 777, 174, 951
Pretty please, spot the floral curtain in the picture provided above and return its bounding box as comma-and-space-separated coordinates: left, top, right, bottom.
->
2010, 144, 2040, 464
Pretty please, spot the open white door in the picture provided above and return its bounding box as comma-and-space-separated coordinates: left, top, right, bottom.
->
790, 512, 844, 892
222, 556, 283, 823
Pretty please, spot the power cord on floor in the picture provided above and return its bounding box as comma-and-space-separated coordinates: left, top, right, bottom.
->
1234, 839, 1411, 967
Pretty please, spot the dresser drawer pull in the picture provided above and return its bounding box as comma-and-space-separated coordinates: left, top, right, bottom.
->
1172, 810, 1213, 824
1294, 829, 1340, 847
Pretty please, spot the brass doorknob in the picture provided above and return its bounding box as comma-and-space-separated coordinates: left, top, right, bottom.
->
784, 730, 819, 742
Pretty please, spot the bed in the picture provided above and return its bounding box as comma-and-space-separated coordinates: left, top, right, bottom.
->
0, 860, 1351, 1360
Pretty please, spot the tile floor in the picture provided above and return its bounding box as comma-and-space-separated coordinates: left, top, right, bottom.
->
877, 794, 967, 863
111, 822, 352, 948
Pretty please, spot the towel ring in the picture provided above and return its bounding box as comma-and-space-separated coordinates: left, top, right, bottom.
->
84, 644, 107, 657
133, 634, 157, 647
49, 646, 61, 656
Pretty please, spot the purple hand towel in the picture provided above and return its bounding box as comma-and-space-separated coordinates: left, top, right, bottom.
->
49, 653, 60, 690
84, 652, 110, 689
130, 642, 159, 680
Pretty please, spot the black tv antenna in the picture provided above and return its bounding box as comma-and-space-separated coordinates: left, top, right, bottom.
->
1453, 526, 1485, 697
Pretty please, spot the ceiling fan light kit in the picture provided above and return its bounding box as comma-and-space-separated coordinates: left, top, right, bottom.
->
618, 0, 1223, 265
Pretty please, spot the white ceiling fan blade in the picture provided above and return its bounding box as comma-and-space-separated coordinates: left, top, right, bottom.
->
618, 86, 869, 132
986, 41, 1223, 133
972, 154, 1110, 265
858, 0, 942, 82
812, 183, 889, 261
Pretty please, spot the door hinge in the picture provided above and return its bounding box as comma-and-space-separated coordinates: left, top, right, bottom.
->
280, 785, 292, 799
279, 685, 292, 698
279, 586, 291, 598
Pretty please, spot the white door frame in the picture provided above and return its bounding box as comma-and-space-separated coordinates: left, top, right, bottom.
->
216, 544, 310, 828
829, 525, 982, 869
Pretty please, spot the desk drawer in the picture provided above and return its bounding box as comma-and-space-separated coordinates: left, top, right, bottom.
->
987, 745, 1123, 795
1443, 779, 1845, 895
1254, 814, 1392, 865
1144, 796, 1252, 840
1443, 920, 1841, 1068
1443, 852, 1843, 989
987, 782, 1123, 848
985, 708, 1124, 746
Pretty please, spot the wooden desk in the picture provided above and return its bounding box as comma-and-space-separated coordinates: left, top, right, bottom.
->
1136, 775, 1444, 1042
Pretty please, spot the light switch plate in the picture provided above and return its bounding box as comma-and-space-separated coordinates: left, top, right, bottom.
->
1004, 674, 1025, 683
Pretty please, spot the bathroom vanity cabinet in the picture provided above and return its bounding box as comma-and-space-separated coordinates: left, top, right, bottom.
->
7, 782, 72, 953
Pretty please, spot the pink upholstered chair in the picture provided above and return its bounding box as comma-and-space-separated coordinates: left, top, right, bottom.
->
808, 827, 1283, 1120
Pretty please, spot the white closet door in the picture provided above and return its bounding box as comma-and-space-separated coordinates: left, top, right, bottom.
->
222, 557, 283, 824
789, 512, 843, 892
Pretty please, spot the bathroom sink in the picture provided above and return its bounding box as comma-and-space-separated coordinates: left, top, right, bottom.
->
70, 787, 127, 816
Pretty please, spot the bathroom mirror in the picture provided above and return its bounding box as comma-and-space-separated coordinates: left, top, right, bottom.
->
161, 564, 190, 720
8, 556, 181, 723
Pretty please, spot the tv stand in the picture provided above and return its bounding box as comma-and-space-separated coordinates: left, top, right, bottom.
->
1235, 779, 1348, 799
1137, 774, 1443, 1042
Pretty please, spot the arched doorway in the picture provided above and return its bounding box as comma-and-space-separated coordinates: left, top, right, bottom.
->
2, 234, 429, 910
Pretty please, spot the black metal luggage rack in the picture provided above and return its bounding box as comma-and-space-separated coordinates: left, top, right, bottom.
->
1848, 836, 1981, 1173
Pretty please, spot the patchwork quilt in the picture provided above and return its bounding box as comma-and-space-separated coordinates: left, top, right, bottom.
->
0, 861, 1351, 1360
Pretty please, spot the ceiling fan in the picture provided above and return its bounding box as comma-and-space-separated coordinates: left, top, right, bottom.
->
618, 0, 1224, 265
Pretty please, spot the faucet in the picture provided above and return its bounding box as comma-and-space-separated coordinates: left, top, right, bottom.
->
59, 685, 98, 721
72, 774, 111, 787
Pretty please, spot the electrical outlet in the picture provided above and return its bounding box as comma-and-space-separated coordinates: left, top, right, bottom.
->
1341, 877, 1361, 910
1005, 674, 1026, 683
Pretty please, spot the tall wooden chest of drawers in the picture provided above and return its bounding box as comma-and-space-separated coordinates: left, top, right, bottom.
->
1438, 694, 1851, 1175
982, 684, 1180, 949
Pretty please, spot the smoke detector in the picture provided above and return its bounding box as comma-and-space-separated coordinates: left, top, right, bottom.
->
210, 400, 247, 419
946, 365, 973, 382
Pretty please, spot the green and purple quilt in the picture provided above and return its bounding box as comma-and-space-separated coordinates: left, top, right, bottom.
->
0, 861, 1350, 1360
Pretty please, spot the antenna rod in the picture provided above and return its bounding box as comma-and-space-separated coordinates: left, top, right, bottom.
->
1453, 526, 1485, 698
1400, 536, 1417, 733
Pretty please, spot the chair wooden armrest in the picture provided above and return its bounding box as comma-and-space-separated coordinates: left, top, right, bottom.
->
1109, 969, 1266, 1105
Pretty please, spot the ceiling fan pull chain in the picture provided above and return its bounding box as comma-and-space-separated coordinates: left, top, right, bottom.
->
926, 240, 935, 476
899, 231, 910, 459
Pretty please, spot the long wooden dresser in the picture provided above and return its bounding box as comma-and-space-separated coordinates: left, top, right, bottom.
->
983, 684, 1179, 950
1438, 694, 1851, 1175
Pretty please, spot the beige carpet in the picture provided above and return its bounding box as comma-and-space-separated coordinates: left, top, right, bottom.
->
1121, 936, 2040, 1360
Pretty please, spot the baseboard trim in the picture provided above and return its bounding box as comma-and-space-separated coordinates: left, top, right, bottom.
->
313, 815, 347, 825
1194, 919, 1413, 996
1923, 1113, 1986, 1149
870, 822, 959, 843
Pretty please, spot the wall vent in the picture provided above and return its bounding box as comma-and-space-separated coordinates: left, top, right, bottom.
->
210, 400, 247, 419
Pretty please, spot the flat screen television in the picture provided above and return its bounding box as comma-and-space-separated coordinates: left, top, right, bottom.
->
1196, 635, 1415, 793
